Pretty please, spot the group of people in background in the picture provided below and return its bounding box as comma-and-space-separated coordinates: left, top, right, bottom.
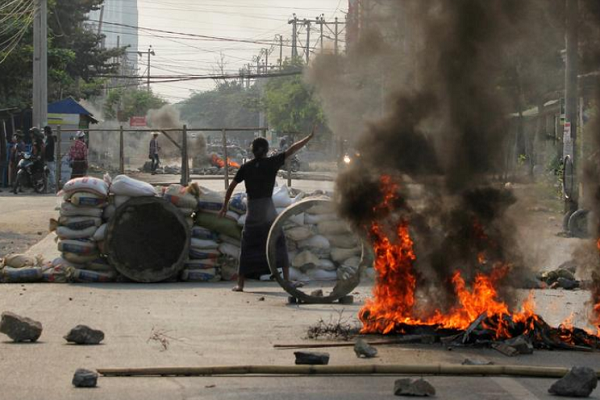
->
4, 126, 88, 194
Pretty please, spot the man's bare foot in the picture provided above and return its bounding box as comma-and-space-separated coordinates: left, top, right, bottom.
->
232, 286, 244, 292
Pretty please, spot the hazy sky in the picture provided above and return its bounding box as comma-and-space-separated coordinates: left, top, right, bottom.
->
132, 0, 348, 103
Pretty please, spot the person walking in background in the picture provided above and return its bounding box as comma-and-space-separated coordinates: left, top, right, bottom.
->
9, 131, 25, 185
44, 126, 56, 192
69, 131, 88, 179
149, 132, 161, 175
219, 126, 316, 292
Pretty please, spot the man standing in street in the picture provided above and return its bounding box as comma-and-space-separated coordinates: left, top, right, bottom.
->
9, 131, 25, 185
69, 131, 88, 179
149, 132, 161, 175
44, 126, 56, 192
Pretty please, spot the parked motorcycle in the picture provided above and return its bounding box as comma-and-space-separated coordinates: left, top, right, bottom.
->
12, 152, 49, 194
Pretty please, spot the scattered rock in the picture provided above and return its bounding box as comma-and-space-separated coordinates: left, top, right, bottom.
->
354, 338, 378, 358
548, 366, 597, 398
258, 297, 265, 301
64, 325, 104, 345
72, 368, 98, 388
394, 378, 436, 397
294, 351, 330, 365
310, 289, 324, 297
0, 312, 42, 342
552, 277, 580, 290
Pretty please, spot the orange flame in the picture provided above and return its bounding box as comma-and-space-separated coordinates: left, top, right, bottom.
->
210, 154, 240, 169
360, 175, 540, 337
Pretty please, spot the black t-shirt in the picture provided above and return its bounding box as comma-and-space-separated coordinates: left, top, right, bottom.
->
44, 136, 55, 162
234, 153, 286, 200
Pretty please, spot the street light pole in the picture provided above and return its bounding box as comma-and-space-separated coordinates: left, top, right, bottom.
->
33, 0, 48, 128
564, 0, 579, 214
147, 46, 155, 92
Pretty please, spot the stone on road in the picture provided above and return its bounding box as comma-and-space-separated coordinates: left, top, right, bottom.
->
0, 311, 42, 342
394, 378, 436, 397
72, 368, 98, 388
294, 351, 330, 365
354, 338, 378, 358
64, 325, 105, 345
548, 366, 597, 398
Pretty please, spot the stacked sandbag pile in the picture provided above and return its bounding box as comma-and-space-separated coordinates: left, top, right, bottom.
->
189, 187, 243, 282
53, 177, 118, 283
281, 200, 364, 283
160, 183, 201, 228
0, 254, 45, 283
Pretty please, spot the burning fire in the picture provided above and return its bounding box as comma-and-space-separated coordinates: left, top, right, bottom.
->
210, 154, 240, 169
359, 175, 599, 347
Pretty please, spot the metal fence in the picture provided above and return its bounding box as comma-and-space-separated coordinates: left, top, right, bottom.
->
55, 126, 269, 192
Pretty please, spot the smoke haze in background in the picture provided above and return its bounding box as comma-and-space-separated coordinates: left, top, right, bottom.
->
311, 0, 534, 315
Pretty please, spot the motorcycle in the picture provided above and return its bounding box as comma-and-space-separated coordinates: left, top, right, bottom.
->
13, 152, 49, 194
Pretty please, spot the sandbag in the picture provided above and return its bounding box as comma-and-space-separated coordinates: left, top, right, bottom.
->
237, 214, 247, 227
306, 202, 335, 215
110, 175, 156, 197
338, 258, 360, 280
62, 252, 99, 264
103, 204, 116, 220
69, 192, 107, 207
50, 257, 81, 269
307, 268, 338, 281
93, 224, 107, 242
272, 185, 292, 208
114, 195, 131, 208
220, 257, 239, 281
2, 267, 43, 283
163, 184, 199, 209
219, 242, 241, 261
197, 188, 224, 212
183, 259, 218, 270
191, 238, 219, 250
331, 247, 361, 263
285, 226, 313, 242
317, 258, 336, 271
58, 240, 97, 256
289, 267, 310, 282
86, 258, 116, 273
62, 177, 109, 197
191, 226, 218, 241
41, 265, 68, 283
292, 250, 320, 270
2, 253, 42, 268
180, 268, 220, 282
195, 212, 242, 239
58, 216, 102, 230
60, 202, 103, 218
189, 248, 221, 260
318, 220, 351, 236
229, 192, 247, 214
219, 234, 240, 246
304, 213, 338, 225
56, 226, 98, 240
327, 234, 358, 249
178, 208, 195, 216
67, 267, 117, 283
298, 235, 331, 251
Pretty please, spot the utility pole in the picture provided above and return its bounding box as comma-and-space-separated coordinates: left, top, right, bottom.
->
334, 17, 339, 55
279, 35, 283, 69
564, 0, 579, 214
289, 14, 298, 60
305, 20, 311, 63
32, 0, 48, 128
319, 15, 324, 53
147, 45, 155, 92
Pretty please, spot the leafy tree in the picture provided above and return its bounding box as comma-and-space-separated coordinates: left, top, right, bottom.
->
179, 81, 261, 128
103, 88, 166, 121
263, 63, 326, 133
0, 0, 124, 110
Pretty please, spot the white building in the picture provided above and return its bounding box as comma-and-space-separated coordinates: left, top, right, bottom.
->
89, 0, 139, 73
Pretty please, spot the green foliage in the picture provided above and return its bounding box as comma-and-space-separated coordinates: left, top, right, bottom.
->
0, 0, 125, 110
179, 81, 261, 128
104, 88, 167, 122
263, 64, 326, 133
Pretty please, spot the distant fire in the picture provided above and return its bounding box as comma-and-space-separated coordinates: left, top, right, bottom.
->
359, 175, 600, 349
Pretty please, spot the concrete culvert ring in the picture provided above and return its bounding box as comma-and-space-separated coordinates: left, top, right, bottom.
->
106, 197, 190, 282
266, 198, 368, 303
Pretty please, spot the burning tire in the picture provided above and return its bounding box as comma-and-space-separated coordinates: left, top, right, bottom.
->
266, 198, 369, 303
